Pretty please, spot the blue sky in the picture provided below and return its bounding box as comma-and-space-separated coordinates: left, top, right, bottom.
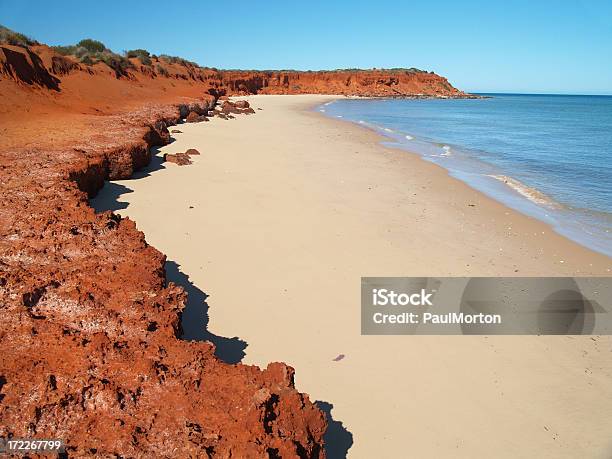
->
2, 0, 611, 94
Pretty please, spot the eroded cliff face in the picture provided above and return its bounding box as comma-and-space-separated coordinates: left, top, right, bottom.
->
0, 44, 468, 106
0, 40, 467, 456
213, 69, 466, 97
0, 100, 326, 457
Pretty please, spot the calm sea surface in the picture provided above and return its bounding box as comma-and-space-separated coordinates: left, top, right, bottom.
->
320, 94, 612, 257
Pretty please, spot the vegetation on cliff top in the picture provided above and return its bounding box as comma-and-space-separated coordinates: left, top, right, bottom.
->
126, 49, 152, 66
52, 39, 133, 76
158, 54, 200, 68
0, 24, 39, 47
0, 25, 198, 76
1, 24, 437, 81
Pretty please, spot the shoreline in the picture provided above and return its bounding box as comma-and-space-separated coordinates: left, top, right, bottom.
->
92, 94, 612, 457
318, 97, 612, 259
312, 97, 612, 267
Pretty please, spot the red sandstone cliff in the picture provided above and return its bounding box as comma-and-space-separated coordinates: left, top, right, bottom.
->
0, 34, 467, 456
214, 69, 467, 97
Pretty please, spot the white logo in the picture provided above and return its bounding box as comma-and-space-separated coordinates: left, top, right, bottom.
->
372, 288, 433, 307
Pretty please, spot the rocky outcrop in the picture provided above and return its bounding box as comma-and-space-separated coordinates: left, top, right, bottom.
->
164, 152, 193, 165
185, 111, 201, 123
50, 55, 80, 76
164, 148, 202, 166
178, 97, 216, 118
0, 45, 60, 90
0, 102, 327, 457
213, 69, 470, 98
219, 100, 256, 115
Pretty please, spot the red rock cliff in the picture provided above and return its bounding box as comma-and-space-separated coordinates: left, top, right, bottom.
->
214, 69, 466, 97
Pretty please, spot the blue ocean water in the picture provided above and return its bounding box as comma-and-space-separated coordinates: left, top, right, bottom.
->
320, 94, 612, 256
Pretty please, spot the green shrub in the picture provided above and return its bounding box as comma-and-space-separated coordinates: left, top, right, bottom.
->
159, 54, 199, 68
98, 52, 132, 74
51, 38, 133, 75
52, 45, 78, 55
0, 24, 38, 47
126, 48, 151, 66
155, 63, 169, 77
76, 38, 106, 53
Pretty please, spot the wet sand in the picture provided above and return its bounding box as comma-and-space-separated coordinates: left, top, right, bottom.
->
92, 95, 612, 458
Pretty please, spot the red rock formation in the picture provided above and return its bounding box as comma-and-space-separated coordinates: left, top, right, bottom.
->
0, 103, 327, 457
165, 152, 193, 165
215, 69, 469, 98
220, 100, 256, 115
0, 44, 60, 90
0, 43, 469, 102
185, 111, 201, 123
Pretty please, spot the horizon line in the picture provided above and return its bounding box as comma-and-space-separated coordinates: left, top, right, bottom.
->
470, 91, 612, 97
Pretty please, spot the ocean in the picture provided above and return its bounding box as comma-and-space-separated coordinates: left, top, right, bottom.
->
320, 94, 612, 257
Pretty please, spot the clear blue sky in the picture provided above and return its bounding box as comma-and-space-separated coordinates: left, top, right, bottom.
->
2, 0, 611, 94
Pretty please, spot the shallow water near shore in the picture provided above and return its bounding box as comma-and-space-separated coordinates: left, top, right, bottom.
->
321, 94, 612, 256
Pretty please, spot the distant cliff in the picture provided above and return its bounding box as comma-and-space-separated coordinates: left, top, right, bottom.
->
0, 33, 468, 100
215, 69, 468, 97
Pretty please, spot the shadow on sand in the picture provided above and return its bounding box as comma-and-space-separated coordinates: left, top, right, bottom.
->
90, 146, 168, 213
132, 146, 168, 180
165, 260, 248, 364
315, 401, 353, 458
90, 181, 133, 212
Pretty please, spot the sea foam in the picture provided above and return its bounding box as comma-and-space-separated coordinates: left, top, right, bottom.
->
489, 175, 561, 209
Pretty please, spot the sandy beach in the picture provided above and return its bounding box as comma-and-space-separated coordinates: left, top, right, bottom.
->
92, 95, 612, 458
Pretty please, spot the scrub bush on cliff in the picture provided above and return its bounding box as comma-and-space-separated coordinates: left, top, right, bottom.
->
155, 64, 169, 77
52, 38, 133, 77
126, 49, 152, 66
76, 38, 105, 53
159, 54, 200, 68
0, 24, 38, 47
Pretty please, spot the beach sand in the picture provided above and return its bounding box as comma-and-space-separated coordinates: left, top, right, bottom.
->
92, 95, 612, 458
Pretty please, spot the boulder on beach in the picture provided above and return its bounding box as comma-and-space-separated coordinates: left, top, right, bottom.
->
164, 152, 192, 165
186, 111, 200, 123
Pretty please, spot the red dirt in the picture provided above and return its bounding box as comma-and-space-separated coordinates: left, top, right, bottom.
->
0, 41, 468, 456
